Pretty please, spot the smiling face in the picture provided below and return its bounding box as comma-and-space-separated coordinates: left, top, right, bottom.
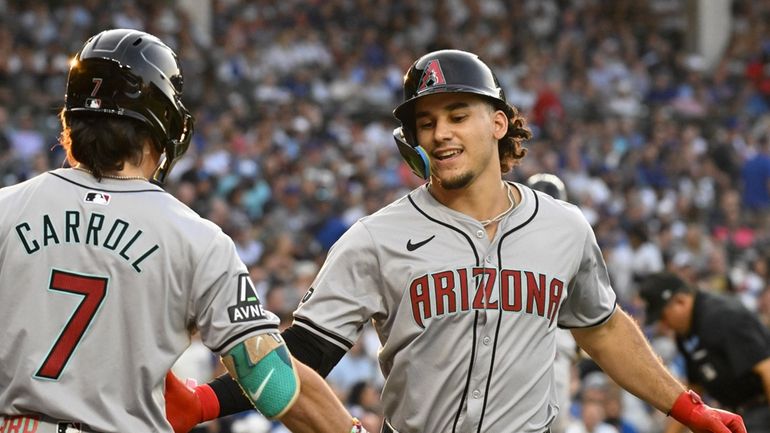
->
413, 92, 508, 190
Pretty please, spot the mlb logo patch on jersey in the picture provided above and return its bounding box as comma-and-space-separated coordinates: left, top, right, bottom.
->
84, 191, 111, 205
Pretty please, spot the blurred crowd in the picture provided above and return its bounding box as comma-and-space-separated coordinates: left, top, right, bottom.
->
2, 0, 770, 432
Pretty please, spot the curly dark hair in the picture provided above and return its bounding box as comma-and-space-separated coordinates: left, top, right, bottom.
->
498, 104, 532, 174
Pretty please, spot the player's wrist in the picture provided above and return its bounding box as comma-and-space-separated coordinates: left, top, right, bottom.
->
194, 384, 220, 421
668, 389, 746, 433
668, 390, 703, 420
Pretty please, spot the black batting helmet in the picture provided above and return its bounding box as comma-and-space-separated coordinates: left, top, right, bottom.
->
64, 28, 194, 184
527, 173, 568, 201
392, 50, 514, 179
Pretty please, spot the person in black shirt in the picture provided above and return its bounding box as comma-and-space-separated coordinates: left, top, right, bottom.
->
640, 272, 770, 433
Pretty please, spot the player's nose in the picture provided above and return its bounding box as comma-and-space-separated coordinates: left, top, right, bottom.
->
433, 118, 454, 142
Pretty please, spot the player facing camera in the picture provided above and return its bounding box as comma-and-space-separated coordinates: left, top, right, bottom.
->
392, 49, 531, 179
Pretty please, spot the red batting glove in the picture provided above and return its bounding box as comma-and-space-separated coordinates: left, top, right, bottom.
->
164, 371, 220, 433
669, 390, 747, 433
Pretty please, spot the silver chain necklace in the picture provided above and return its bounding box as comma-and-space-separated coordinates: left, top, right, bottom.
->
479, 185, 515, 227
74, 166, 147, 181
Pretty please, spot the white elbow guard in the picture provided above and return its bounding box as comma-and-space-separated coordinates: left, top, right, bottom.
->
222, 333, 300, 418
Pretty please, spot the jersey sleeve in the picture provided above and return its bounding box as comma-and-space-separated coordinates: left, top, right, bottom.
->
191, 230, 280, 355
557, 218, 617, 328
291, 221, 383, 351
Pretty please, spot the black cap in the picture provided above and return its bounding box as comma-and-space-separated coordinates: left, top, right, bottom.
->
527, 173, 567, 201
638, 272, 691, 325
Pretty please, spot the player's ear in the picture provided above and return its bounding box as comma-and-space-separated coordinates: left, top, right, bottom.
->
492, 109, 508, 140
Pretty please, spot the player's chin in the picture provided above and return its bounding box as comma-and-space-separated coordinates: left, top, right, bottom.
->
434, 171, 474, 190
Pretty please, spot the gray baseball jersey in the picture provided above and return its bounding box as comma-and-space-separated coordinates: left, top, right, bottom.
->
0, 169, 279, 432
293, 182, 616, 433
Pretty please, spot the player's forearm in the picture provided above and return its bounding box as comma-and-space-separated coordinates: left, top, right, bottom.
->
571, 308, 685, 413
220, 335, 359, 432
201, 325, 347, 419
279, 360, 355, 433
662, 382, 700, 433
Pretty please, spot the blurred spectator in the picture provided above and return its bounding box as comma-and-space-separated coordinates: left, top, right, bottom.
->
0, 107, 13, 180
9, 109, 44, 169
346, 380, 383, 430
759, 286, 770, 328
566, 372, 619, 433
603, 382, 640, 433
327, 338, 383, 395
713, 189, 756, 256
608, 222, 664, 306
741, 134, 770, 214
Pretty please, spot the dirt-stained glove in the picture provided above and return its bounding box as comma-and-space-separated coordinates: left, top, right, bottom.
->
164, 371, 220, 433
669, 390, 747, 433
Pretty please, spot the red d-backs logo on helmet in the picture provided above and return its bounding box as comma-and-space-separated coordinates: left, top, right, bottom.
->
417, 59, 446, 93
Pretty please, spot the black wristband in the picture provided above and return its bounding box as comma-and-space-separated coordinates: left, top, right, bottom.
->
209, 373, 254, 417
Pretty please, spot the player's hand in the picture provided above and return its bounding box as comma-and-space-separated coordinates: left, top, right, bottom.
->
164, 371, 220, 433
669, 390, 747, 433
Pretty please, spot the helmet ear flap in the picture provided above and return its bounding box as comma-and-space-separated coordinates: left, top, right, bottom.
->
152, 109, 193, 185
393, 127, 430, 179
527, 173, 567, 201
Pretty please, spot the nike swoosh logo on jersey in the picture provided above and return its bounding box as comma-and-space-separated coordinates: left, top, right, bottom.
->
250, 368, 275, 402
407, 235, 435, 251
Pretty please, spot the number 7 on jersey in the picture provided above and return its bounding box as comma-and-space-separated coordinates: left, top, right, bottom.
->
35, 269, 108, 380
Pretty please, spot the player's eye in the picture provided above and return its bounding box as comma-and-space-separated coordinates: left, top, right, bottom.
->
417, 121, 434, 130
451, 114, 468, 123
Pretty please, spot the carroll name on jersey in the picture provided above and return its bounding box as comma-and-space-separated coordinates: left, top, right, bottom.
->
409, 268, 565, 328
14, 209, 159, 272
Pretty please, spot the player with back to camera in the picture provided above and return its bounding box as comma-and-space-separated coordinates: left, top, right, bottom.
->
165, 50, 746, 433
0, 28, 365, 433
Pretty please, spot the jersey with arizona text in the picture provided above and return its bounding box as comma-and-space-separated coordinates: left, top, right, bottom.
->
292, 182, 616, 433
0, 168, 278, 433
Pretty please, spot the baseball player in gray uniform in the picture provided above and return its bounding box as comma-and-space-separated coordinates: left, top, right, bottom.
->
526, 173, 579, 433
0, 29, 362, 433
165, 50, 746, 433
